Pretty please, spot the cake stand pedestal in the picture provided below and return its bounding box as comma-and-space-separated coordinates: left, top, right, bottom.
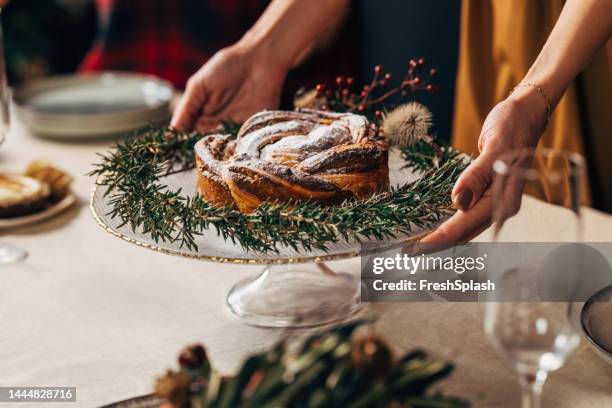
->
226, 263, 362, 327
90, 150, 437, 328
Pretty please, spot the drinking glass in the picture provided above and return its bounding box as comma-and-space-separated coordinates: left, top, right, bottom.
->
0, 8, 27, 264
0, 8, 9, 144
484, 148, 584, 408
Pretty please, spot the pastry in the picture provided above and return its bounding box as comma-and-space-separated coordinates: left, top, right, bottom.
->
25, 160, 73, 201
0, 174, 51, 218
194, 109, 389, 213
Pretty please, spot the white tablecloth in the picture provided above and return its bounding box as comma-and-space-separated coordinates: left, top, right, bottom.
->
1, 119, 612, 408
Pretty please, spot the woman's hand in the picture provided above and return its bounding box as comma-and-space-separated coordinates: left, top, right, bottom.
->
424, 0, 612, 244
171, 0, 351, 132
423, 87, 548, 243
171, 43, 288, 132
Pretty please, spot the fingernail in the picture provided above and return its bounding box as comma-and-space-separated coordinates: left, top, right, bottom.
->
455, 190, 473, 211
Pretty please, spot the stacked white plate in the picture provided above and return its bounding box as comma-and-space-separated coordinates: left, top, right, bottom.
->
14, 72, 174, 139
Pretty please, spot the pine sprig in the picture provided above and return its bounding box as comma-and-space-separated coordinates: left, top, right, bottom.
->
90, 125, 467, 253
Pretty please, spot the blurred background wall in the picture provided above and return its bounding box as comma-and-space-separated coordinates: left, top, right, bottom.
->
3, 0, 96, 84
357, 1, 461, 143
3, 0, 461, 141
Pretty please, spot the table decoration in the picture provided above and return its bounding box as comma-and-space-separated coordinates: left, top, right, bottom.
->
90, 61, 468, 327
149, 319, 467, 408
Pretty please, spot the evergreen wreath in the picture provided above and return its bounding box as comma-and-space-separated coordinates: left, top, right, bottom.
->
90, 61, 468, 254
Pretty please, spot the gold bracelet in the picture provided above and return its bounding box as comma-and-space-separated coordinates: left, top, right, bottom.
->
510, 82, 553, 129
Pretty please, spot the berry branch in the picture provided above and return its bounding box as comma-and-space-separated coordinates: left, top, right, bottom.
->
298, 58, 439, 124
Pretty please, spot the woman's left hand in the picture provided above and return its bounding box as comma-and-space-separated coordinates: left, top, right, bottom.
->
171, 42, 287, 132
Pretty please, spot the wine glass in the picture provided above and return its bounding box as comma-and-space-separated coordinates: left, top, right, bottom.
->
0, 8, 27, 264
484, 148, 584, 408
0, 8, 9, 145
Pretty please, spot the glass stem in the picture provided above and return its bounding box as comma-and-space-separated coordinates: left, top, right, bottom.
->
519, 371, 546, 408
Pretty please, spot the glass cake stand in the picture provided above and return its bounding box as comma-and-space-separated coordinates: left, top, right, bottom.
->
90, 150, 443, 328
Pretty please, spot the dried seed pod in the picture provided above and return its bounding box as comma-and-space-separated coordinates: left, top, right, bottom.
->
383, 102, 433, 148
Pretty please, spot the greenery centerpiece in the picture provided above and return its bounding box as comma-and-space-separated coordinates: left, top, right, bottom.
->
155, 320, 469, 407
90, 60, 467, 254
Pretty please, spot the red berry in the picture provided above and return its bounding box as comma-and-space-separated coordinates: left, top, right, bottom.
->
335, 76, 344, 86
426, 84, 433, 91
358, 104, 365, 111
321, 105, 329, 111
341, 89, 349, 96
380, 80, 387, 86
375, 110, 382, 118
346, 77, 354, 85
413, 77, 421, 85
384, 73, 392, 81
362, 85, 369, 91
360, 91, 367, 98
374, 65, 382, 74
429, 68, 438, 76
409, 59, 417, 68
315, 84, 324, 92
418, 58, 426, 66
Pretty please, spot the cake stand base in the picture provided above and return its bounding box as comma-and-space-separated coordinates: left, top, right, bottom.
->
226, 263, 363, 328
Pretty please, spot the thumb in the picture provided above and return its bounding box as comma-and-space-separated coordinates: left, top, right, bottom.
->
451, 151, 496, 211
171, 79, 207, 131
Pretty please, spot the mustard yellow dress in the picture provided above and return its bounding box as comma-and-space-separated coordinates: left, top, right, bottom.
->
452, 0, 612, 210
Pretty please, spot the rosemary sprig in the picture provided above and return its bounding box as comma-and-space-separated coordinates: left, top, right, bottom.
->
401, 138, 462, 172
90, 125, 467, 253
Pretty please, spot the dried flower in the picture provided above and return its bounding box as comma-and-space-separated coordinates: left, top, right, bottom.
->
178, 344, 207, 369
351, 334, 393, 376
155, 370, 190, 407
383, 102, 433, 148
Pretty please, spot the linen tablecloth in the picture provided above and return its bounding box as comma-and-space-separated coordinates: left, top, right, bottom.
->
1, 119, 612, 407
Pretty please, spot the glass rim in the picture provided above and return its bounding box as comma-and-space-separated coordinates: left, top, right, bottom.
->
493, 147, 585, 180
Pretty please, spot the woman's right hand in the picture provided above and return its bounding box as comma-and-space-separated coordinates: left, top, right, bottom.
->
423, 86, 548, 243
171, 42, 288, 132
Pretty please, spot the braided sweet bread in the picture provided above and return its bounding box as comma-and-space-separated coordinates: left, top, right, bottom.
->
194, 109, 389, 213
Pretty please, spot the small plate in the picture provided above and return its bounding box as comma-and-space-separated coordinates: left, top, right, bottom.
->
14, 72, 173, 139
99, 394, 162, 408
0, 193, 76, 229
581, 284, 612, 365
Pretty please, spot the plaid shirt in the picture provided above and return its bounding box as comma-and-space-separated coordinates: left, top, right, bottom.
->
81, 0, 268, 87
80, 0, 360, 102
